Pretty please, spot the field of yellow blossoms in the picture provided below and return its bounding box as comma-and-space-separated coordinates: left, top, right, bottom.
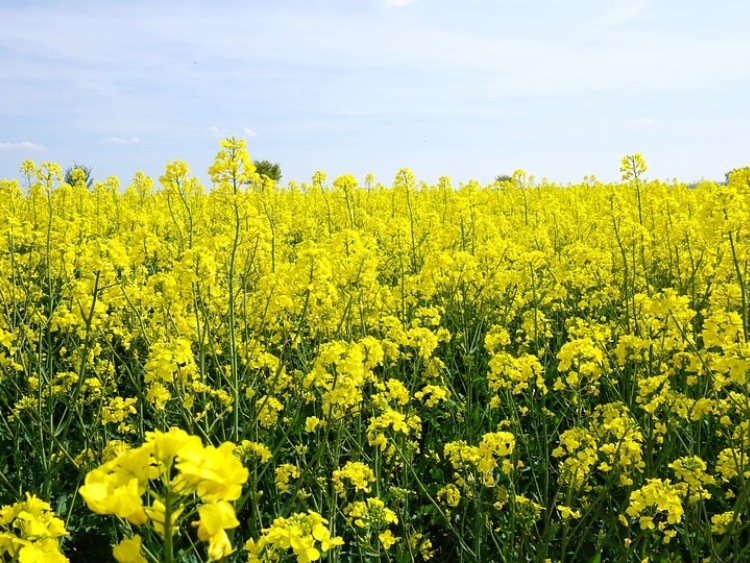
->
1, 139, 749, 562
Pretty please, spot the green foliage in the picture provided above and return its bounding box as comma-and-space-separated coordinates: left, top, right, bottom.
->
253, 159, 282, 183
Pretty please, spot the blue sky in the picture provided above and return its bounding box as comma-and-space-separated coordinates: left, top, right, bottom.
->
1, 0, 749, 187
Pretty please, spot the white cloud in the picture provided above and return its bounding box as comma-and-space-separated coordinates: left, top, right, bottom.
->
0, 141, 44, 151
208, 126, 232, 138
209, 126, 257, 139
104, 136, 141, 144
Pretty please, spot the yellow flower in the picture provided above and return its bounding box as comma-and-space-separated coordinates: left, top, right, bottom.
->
379, 529, 399, 549
247, 511, 342, 563
193, 501, 240, 541
332, 461, 376, 497
620, 153, 648, 181
146, 426, 199, 463
313, 523, 344, 552
275, 463, 300, 494
711, 511, 739, 535
0, 494, 69, 562
78, 469, 147, 525
173, 441, 249, 501
557, 505, 581, 519
206, 529, 234, 561
437, 484, 461, 507
414, 384, 450, 407
112, 535, 147, 563
305, 416, 324, 432
16, 538, 69, 563
236, 440, 273, 464
290, 535, 320, 563
626, 478, 684, 535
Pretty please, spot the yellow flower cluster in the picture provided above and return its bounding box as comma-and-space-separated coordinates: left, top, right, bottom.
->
0, 494, 68, 562
344, 497, 400, 550
553, 402, 645, 490
332, 461, 376, 497
444, 430, 516, 487
79, 427, 248, 561
3, 147, 750, 560
244, 511, 343, 563
625, 478, 684, 543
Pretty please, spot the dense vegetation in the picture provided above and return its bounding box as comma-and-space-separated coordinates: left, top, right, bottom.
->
1, 141, 749, 562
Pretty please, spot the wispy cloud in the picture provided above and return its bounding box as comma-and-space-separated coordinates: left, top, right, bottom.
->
0, 141, 44, 151
104, 136, 141, 144
208, 126, 257, 139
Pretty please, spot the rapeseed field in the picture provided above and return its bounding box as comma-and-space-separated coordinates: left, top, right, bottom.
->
1, 139, 749, 562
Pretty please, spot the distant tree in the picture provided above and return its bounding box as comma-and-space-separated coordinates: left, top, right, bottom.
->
495, 174, 512, 183
64, 163, 93, 189
254, 160, 282, 183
